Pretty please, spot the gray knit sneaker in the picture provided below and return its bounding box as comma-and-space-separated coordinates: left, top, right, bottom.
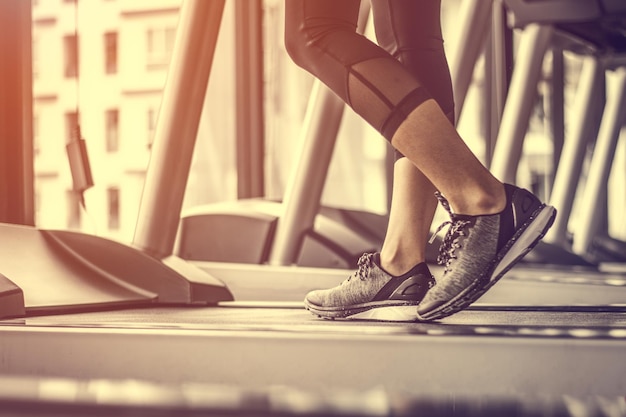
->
416, 184, 556, 321
304, 252, 435, 321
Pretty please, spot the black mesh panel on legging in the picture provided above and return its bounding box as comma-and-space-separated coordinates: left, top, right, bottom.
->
370, 0, 454, 159
371, 0, 454, 122
347, 57, 432, 141
285, 0, 436, 142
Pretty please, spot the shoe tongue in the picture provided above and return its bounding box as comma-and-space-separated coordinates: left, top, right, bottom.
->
452, 213, 474, 221
372, 252, 381, 266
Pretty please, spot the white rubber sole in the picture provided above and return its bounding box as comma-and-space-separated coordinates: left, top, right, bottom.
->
346, 305, 417, 322
305, 301, 419, 322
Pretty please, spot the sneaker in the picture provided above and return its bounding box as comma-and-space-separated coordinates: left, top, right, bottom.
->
304, 252, 435, 321
416, 184, 557, 321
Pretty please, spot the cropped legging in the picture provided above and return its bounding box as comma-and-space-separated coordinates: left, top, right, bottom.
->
285, 0, 454, 148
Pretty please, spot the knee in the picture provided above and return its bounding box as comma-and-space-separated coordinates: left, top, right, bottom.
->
284, 23, 312, 70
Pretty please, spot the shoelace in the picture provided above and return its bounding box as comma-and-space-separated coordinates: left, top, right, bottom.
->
346, 252, 374, 283
429, 192, 471, 273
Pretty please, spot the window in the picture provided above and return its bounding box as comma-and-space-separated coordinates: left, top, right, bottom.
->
104, 32, 118, 74
65, 111, 78, 144
107, 187, 120, 230
63, 34, 79, 78
33, 114, 40, 155
32, 36, 39, 79
105, 109, 119, 152
34, 191, 41, 220
146, 27, 176, 70
147, 107, 157, 149
66, 189, 81, 229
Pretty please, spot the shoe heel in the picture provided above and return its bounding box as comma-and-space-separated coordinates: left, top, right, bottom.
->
492, 205, 557, 280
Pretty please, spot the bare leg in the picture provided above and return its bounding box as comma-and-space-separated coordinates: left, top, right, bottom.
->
380, 158, 437, 276
370, 0, 454, 276
391, 100, 506, 216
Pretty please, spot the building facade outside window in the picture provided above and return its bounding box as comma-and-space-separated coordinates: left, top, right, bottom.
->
33, 114, 40, 155
147, 107, 156, 149
146, 26, 176, 70
65, 111, 78, 144
107, 187, 120, 230
63, 34, 78, 78
66, 189, 81, 229
104, 31, 118, 74
32, 36, 39, 79
105, 109, 119, 152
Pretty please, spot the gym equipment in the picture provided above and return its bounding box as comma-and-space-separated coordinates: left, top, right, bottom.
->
0, 0, 235, 319
0, 222, 233, 319
176, 199, 385, 269
492, 0, 626, 265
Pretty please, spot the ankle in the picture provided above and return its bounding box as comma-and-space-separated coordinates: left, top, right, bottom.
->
449, 183, 506, 216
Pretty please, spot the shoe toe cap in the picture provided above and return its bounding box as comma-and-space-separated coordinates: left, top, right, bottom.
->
416, 297, 446, 316
304, 290, 326, 307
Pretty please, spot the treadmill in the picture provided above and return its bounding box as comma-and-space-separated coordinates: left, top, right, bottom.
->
1, 0, 626, 413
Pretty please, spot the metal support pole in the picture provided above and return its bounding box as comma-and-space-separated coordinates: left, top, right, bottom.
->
484, 29, 496, 161
490, 24, 553, 183
491, 0, 513, 127
133, 0, 225, 258
0, 0, 34, 225
483, 0, 512, 166
572, 68, 626, 256
449, 0, 492, 124
545, 47, 565, 191
267, 82, 346, 266
235, 0, 265, 199
545, 56, 603, 245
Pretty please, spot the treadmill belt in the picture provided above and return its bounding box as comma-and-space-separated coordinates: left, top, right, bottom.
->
2, 303, 626, 404
4, 302, 626, 340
